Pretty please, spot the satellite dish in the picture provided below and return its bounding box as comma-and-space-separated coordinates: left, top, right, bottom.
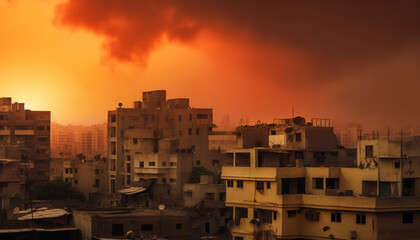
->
126, 230, 135, 239
118, 102, 123, 108
158, 204, 165, 211
13, 207, 20, 215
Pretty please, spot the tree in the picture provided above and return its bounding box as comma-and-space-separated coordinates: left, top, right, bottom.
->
34, 179, 85, 201
189, 166, 214, 183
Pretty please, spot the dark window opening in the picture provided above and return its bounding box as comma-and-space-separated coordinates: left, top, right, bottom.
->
356, 212, 366, 224
237, 180, 243, 188
141, 224, 154, 231
227, 180, 233, 187
403, 212, 414, 224
112, 224, 124, 236
176, 223, 182, 230
313, 178, 324, 189
256, 181, 264, 191
295, 133, 302, 142
365, 145, 373, 157
288, 211, 297, 218
331, 212, 341, 222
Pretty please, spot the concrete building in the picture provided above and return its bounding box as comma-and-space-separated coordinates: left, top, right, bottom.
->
222, 147, 420, 240
51, 122, 107, 160
50, 158, 108, 198
269, 117, 355, 167
0, 98, 50, 189
107, 90, 213, 201
73, 208, 192, 240
183, 175, 231, 239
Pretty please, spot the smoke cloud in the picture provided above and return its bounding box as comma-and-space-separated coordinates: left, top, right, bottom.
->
55, 0, 420, 127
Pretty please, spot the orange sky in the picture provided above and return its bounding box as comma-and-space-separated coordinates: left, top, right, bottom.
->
1, 0, 420, 129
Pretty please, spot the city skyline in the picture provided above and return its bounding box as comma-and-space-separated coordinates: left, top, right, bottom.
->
1, 0, 420, 128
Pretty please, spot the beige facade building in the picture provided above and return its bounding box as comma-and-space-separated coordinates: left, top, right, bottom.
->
183, 175, 230, 238
107, 90, 213, 200
222, 144, 420, 240
0, 98, 50, 187
50, 158, 108, 198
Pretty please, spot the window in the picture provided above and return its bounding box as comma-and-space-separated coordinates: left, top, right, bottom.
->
74, 168, 78, 174
266, 182, 271, 189
227, 180, 233, 187
189, 114, 192, 121
65, 168, 69, 174
219, 192, 226, 201
162, 178, 166, 183
287, 134, 293, 142
256, 181, 264, 190
196, 160, 201, 166
127, 163, 131, 173
237, 180, 243, 188
141, 224, 153, 231
170, 162, 176, 166
331, 212, 341, 222
206, 193, 215, 200
403, 212, 413, 224
188, 128, 192, 135
205, 222, 210, 233
295, 133, 302, 142
212, 160, 219, 166
197, 114, 208, 119
176, 223, 182, 230
126, 155, 131, 161
178, 115, 182, 122
112, 224, 124, 236
305, 210, 320, 221
326, 178, 339, 189
271, 130, 276, 135
356, 212, 366, 224
140, 161, 144, 168
110, 115, 116, 122
75, 179, 78, 184
162, 162, 166, 166
133, 138, 138, 144
149, 162, 155, 166
196, 128, 200, 135
313, 178, 324, 189
365, 145, 373, 157
288, 211, 297, 218
127, 175, 130, 185
179, 130, 182, 136
237, 207, 248, 218
395, 161, 401, 168
170, 178, 176, 183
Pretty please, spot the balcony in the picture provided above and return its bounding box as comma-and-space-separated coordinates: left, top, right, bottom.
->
124, 129, 154, 139
0, 130, 10, 135
15, 130, 34, 135
222, 166, 277, 181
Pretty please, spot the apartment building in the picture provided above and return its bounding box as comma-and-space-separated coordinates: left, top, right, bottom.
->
107, 90, 213, 198
50, 158, 108, 197
50, 122, 107, 160
269, 117, 355, 167
221, 146, 420, 240
183, 175, 231, 239
0, 98, 50, 186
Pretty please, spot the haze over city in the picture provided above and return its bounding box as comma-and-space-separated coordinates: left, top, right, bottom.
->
1, 0, 420, 128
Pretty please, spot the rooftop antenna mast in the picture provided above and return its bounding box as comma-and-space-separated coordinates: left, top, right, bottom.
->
292, 107, 294, 118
